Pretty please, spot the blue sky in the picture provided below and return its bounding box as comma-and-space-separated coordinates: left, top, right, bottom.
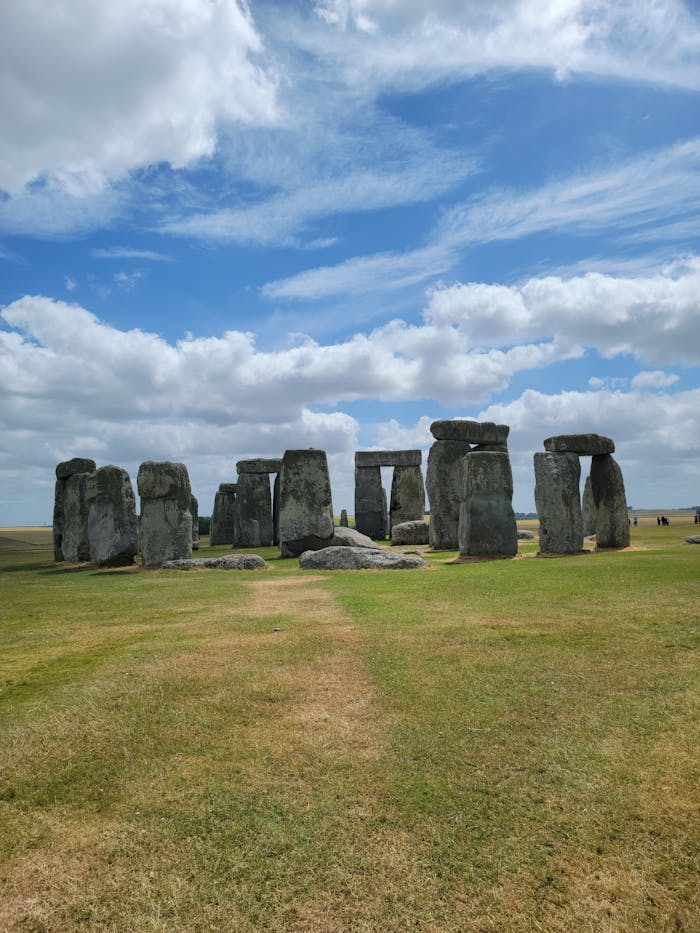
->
1, 0, 699, 524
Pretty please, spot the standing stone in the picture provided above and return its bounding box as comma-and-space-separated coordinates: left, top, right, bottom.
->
354, 465, 387, 539
272, 472, 281, 546
590, 454, 630, 549
191, 495, 200, 550
279, 449, 334, 557
389, 465, 425, 531
458, 451, 517, 557
85, 465, 138, 566
210, 483, 237, 546
339, 509, 349, 527
582, 475, 596, 537
137, 461, 193, 568
534, 452, 583, 554
426, 439, 471, 549
235, 472, 273, 547
53, 458, 96, 560
61, 471, 93, 562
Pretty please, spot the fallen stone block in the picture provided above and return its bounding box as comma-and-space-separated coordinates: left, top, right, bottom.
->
162, 554, 267, 570
299, 546, 427, 570
391, 520, 430, 545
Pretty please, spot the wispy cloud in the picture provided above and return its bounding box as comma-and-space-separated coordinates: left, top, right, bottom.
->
91, 247, 173, 262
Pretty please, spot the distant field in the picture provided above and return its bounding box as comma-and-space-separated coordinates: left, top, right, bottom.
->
1, 523, 698, 930
0, 526, 53, 550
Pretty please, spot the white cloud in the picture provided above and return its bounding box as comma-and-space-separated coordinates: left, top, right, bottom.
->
91, 247, 173, 261
0, 0, 278, 195
631, 370, 680, 389
64, 275, 76, 292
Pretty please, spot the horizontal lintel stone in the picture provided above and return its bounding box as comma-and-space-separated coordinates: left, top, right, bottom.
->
543, 434, 614, 456
218, 483, 238, 493
236, 458, 283, 474
355, 450, 421, 468
430, 420, 509, 444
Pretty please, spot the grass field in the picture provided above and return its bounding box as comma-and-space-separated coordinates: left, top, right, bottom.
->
1, 521, 698, 931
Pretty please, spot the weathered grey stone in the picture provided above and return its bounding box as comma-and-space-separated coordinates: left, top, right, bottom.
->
331, 526, 381, 549
235, 472, 273, 547
162, 554, 267, 570
590, 454, 630, 548
55, 458, 97, 481
391, 520, 429, 545
430, 420, 509, 445
235, 458, 283, 474
137, 461, 193, 568
684, 535, 700, 544
299, 546, 427, 570
279, 449, 335, 557
517, 529, 535, 540
544, 434, 615, 456
85, 465, 138, 566
582, 474, 596, 536
209, 485, 237, 546
458, 451, 517, 557
53, 458, 97, 560
389, 465, 425, 531
272, 472, 281, 546
191, 495, 200, 550
61, 472, 93, 562
534, 451, 583, 554
339, 509, 349, 527
355, 450, 421, 468
354, 465, 387, 539
426, 439, 470, 549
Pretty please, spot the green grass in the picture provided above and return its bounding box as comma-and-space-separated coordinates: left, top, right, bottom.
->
0, 523, 698, 931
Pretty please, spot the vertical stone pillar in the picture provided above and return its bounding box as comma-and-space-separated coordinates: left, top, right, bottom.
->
279, 449, 334, 557
534, 451, 583, 554
53, 458, 96, 561
273, 472, 281, 546
62, 470, 94, 562
426, 439, 471, 549
191, 495, 200, 550
389, 465, 425, 531
235, 473, 273, 547
582, 474, 596, 537
85, 465, 138, 567
339, 509, 349, 527
354, 465, 386, 539
458, 451, 517, 557
591, 454, 630, 549
137, 461, 193, 568
209, 483, 237, 545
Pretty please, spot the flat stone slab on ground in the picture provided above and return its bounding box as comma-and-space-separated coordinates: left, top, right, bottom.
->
544, 434, 614, 455
355, 450, 421, 468
299, 546, 427, 570
430, 420, 509, 445
391, 520, 429, 545
236, 458, 283, 474
162, 554, 267, 570
684, 535, 700, 544
517, 529, 535, 539
331, 526, 380, 548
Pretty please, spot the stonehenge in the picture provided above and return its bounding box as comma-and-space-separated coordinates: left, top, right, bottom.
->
209, 483, 237, 545
458, 450, 517, 558
53, 458, 96, 561
534, 435, 629, 552
354, 450, 424, 539
86, 465, 138, 567
233, 458, 282, 547
137, 461, 193, 568
278, 449, 335, 557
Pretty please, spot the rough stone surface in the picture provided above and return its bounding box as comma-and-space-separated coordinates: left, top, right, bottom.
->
391, 520, 429, 545
582, 474, 596, 537
279, 449, 335, 557
426, 439, 470, 550
53, 458, 97, 560
517, 529, 535, 539
430, 420, 509, 445
209, 485, 237, 545
61, 471, 93, 562
85, 465, 138, 566
534, 451, 583, 554
590, 454, 630, 548
272, 472, 281, 546
235, 458, 283, 474
330, 526, 381, 549
389, 465, 425, 531
684, 535, 700, 544
354, 465, 387, 539
137, 461, 193, 568
191, 495, 200, 550
339, 509, 349, 527
235, 472, 273, 547
299, 546, 427, 570
458, 451, 517, 557
544, 434, 615, 456
162, 554, 267, 570
355, 450, 421, 468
